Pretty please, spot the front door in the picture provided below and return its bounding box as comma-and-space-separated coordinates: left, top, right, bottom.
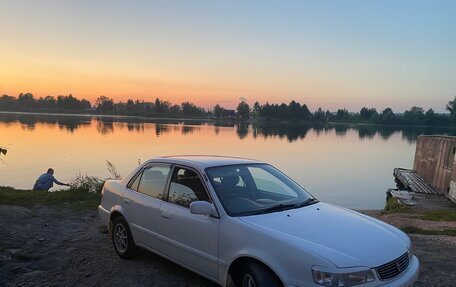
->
158, 166, 220, 281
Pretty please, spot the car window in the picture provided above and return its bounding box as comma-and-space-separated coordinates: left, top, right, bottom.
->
168, 167, 210, 208
128, 171, 142, 191
248, 166, 298, 196
206, 164, 314, 216
137, 165, 171, 199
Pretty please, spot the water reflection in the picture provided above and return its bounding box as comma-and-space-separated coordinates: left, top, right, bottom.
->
236, 122, 249, 139
252, 122, 312, 141
5, 112, 456, 209
2, 113, 456, 143
334, 125, 348, 137
155, 124, 171, 136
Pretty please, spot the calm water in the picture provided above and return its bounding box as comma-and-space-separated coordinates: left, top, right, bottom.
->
2, 113, 456, 209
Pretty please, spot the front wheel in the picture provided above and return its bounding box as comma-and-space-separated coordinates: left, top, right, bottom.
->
111, 216, 138, 259
241, 263, 281, 287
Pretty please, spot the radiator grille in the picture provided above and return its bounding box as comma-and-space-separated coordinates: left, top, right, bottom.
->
376, 252, 409, 280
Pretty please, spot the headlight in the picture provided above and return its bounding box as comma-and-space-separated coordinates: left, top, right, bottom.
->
408, 243, 414, 262
312, 266, 375, 286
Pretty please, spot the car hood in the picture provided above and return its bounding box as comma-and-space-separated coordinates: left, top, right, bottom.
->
239, 202, 410, 268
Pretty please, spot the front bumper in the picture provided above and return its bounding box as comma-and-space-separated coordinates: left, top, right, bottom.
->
98, 205, 110, 227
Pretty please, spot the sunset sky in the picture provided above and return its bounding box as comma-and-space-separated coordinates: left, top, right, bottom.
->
1, 0, 455, 111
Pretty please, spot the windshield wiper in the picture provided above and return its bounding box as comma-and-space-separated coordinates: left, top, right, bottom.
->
294, 198, 318, 208
256, 198, 318, 214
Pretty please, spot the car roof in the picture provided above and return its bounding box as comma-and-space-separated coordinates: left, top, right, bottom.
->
146, 155, 264, 169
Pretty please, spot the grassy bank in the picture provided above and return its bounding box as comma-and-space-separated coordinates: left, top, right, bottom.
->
401, 226, 456, 237
384, 197, 456, 221
0, 186, 101, 210
420, 210, 456, 222
384, 197, 411, 213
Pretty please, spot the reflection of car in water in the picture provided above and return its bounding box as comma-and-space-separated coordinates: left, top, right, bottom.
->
99, 155, 419, 287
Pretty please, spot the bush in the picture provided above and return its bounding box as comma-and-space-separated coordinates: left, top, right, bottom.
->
69, 173, 104, 193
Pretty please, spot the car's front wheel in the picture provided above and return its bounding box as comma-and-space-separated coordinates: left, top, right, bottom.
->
111, 216, 138, 259
241, 263, 281, 287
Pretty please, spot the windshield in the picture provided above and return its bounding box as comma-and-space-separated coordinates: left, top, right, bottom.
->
205, 164, 316, 216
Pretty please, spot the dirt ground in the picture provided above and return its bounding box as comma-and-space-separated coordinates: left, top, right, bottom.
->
1, 205, 455, 287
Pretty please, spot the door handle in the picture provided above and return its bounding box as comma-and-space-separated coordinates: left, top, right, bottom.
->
161, 213, 171, 219
123, 199, 130, 205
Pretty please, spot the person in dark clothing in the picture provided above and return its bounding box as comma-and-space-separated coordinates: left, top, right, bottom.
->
33, 168, 70, 191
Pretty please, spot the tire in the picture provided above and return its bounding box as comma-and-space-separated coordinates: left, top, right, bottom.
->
111, 216, 138, 259
241, 263, 281, 287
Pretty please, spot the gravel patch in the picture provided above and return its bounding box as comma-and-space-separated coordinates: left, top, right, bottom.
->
1, 205, 455, 286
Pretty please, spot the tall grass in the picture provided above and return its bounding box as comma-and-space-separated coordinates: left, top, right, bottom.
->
69, 173, 104, 193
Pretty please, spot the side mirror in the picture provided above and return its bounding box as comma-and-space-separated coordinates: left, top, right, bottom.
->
190, 201, 215, 216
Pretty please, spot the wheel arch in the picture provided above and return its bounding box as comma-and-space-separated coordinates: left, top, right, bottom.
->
227, 256, 285, 287
108, 207, 125, 236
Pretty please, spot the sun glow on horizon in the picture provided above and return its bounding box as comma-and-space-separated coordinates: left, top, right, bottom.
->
1, 1, 455, 112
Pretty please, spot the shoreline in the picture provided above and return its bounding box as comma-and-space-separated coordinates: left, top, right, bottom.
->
2, 110, 456, 129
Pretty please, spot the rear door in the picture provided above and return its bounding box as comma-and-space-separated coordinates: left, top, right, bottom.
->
158, 166, 220, 280
123, 163, 171, 250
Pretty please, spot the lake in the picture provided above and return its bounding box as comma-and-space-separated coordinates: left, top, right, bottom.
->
2, 112, 456, 209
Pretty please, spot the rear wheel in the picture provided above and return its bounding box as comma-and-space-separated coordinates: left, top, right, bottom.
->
241, 263, 281, 287
111, 216, 138, 259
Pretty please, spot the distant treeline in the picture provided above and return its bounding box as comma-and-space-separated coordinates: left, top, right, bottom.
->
0, 93, 206, 118
1, 93, 456, 126
229, 99, 456, 127
327, 106, 456, 126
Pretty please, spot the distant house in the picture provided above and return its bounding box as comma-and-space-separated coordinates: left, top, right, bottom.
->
222, 109, 235, 119
414, 135, 456, 202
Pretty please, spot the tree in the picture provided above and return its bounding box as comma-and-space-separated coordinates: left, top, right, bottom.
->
236, 101, 250, 119
252, 101, 261, 119
288, 100, 301, 119
151, 98, 171, 114
37, 96, 56, 109
17, 93, 36, 108
446, 96, 456, 116
170, 104, 181, 114
80, 99, 91, 110
336, 108, 349, 120
425, 108, 436, 125
404, 106, 425, 123
313, 107, 326, 122
213, 104, 223, 118
95, 96, 115, 113
380, 107, 397, 124
0, 95, 16, 110
181, 102, 205, 116
277, 103, 288, 119
300, 104, 312, 120
359, 107, 378, 120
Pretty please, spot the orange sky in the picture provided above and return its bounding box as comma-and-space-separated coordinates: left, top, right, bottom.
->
1, 1, 455, 112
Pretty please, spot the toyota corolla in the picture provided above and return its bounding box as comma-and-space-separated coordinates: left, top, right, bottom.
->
99, 155, 419, 287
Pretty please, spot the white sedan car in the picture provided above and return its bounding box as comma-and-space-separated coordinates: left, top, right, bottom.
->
99, 156, 419, 287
